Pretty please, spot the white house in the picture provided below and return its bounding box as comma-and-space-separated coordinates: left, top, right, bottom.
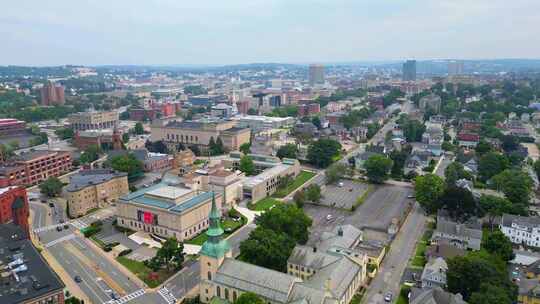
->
500, 214, 540, 247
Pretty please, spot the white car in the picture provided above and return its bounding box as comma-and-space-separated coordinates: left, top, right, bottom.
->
338, 182, 344, 187
326, 214, 333, 221
384, 292, 393, 302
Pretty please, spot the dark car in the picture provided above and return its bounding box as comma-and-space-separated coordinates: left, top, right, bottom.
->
74, 276, 82, 283
56, 226, 63, 232
48, 202, 54, 208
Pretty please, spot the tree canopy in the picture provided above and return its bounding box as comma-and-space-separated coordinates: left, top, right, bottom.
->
276, 143, 298, 159
239, 156, 255, 176
307, 139, 341, 168
414, 174, 445, 214
39, 177, 64, 197
234, 292, 265, 304
364, 155, 393, 184
110, 153, 144, 181
478, 152, 509, 182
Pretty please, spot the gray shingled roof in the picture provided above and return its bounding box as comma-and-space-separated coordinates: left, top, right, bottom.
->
410, 287, 467, 304
288, 246, 341, 269
214, 259, 300, 303
501, 214, 540, 231
300, 256, 360, 299
435, 218, 482, 240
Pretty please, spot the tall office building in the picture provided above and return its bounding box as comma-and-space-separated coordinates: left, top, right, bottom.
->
40, 81, 65, 106
402, 60, 417, 81
309, 64, 325, 86
448, 60, 464, 76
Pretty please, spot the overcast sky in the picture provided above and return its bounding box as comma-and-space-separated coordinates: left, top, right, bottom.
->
2, 0, 539, 66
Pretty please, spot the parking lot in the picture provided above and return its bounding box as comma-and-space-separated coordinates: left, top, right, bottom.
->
305, 184, 414, 240
318, 179, 368, 209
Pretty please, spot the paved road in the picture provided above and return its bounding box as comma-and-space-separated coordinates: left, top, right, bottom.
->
434, 154, 453, 178
363, 203, 426, 304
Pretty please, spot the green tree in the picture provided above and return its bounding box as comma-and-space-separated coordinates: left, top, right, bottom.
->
239, 228, 295, 272
39, 177, 64, 197
122, 133, 130, 143
8, 140, 19, 150
305, 184, 321, 203
134, 122, 144, 135
311, 116, 321, 129
234, 292, 264, 304
501, 135, 519, 152
256, 204, 313, 244
482, 230, 515, 262
440, 186, 477, 220
79, 144, 101, 164
478, 152, 509, 182
492, 169, 532, 206
389, 149, 409, 178
110, 153, 144, 181
447, 252, 516, 302
239, 142, 251, 154
475, 140, 493, 155
276, 143, 298, 159
155, 238, 185, 271
239, 156, 255, 176
293, 189, 306, 208
479, 195, 512, 230
54, 128, 74, 140
469, 283, 512, 304
307, 139, 341, 168
364, 155, 393, 184
444, 162, 472, 186
414, 174, 445, 214
325, 162, 346, 184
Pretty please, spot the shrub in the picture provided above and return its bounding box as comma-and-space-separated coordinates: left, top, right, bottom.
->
119, 249, 133, 256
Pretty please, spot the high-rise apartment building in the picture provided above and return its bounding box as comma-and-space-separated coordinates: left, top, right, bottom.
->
308, 64, 325, 86
448, 60, 464, 76
402, 60, 417, 81
40, 81, 65, 106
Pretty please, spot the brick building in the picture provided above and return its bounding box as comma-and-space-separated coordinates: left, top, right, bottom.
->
298, 103, 320, 117
0, 186, 29, 236
0, 151, 72, 187
40, 81, 65, 106
0, 118, 27, 136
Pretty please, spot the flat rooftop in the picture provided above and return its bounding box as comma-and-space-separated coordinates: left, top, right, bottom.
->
243, 163, 291, 188
65, 169, 127, 192
120, 183, 219, 214
146, 186, 192, 201
0, 224, 64, 303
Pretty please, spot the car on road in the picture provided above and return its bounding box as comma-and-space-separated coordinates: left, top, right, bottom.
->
63, 224, 69, 229
326, 214, 333, 221
407, 195, 415, 199
48, 202, 54, 207
74, 276, 82, 283
111, 293, 119, 300
384, 292, 393, 302
56, 226, 63, 232
338, 182, 344, 187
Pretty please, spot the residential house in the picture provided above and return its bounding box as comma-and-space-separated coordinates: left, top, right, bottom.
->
431, 215, 483, 251
500, 214, 540, 247
409, 287, 467, 304
405, 150, 432, 174
421, 257, 448, 289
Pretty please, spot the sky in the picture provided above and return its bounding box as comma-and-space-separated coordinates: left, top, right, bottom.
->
1, 0, 540, 66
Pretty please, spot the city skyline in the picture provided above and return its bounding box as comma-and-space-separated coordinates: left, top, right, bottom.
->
2, 0, 540, 66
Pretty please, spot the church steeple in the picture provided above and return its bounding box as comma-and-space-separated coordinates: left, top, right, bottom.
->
200, 192, 231, 259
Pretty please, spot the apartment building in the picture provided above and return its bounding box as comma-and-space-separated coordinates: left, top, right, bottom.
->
65, 169, 129, 218
500, 214, 540, 247
0, 151, 72, 187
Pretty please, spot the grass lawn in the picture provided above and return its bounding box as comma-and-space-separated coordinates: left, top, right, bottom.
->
116, 256, 173, 288
272, 170, 316, 198
396, 285, 411, 304
248, 197, 282, 211
185, 215, 247, 245
410, 239, 428, 267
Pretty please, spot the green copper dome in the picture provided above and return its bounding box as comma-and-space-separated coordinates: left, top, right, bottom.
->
200, 192, 231, 258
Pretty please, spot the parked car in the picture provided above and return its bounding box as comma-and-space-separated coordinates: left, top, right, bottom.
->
74, 276, 82, 283
338, 182, 344, 187
56, 226, 63, 232
384, 292, 392, 302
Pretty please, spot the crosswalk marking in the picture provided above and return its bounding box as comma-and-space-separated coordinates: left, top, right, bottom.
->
158, 287, 177, 304
44, 234, 76, 248
103, 289, 146, 304
33, 223, 66, 233
70, 219, 89, 230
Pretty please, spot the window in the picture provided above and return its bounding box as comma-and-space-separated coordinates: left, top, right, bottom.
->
225, 288, 229, 300
217, 286, 221, 297
208, 272, 212, 280
233, 291, 237, 301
